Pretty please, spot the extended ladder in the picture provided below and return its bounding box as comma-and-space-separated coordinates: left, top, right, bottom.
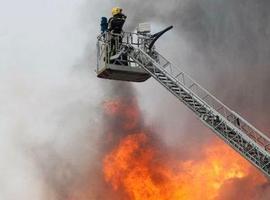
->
96, 31, 270, 178
125, 44, 270, 178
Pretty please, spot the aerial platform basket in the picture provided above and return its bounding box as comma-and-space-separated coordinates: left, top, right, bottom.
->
96, 32, 151, 82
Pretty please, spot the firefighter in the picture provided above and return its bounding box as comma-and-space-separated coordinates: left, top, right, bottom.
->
108, 7, 126, 34
108, 7, 127, 63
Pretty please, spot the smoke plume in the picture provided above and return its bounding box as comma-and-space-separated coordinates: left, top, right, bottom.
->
1, 0, 270, 199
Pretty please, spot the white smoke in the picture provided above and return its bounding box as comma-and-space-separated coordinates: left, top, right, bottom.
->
0, 0, 116, 199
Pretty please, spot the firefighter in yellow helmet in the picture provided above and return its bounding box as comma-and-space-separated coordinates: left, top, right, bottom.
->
108, 7, 127, 34
108, 7, 127, 64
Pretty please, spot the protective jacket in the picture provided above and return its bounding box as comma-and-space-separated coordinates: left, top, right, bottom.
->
108, 13, 127, 34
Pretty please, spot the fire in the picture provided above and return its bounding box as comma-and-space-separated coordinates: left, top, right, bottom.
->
102, 97, 267, 200
103, 98, 140, 131
103, 132, 252, 200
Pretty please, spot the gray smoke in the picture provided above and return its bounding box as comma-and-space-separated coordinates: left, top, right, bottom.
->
117, 0, 270, 199
1, 0, 270, 199
120, 0, 270, 133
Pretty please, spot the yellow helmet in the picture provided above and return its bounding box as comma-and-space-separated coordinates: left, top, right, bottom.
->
112, 7, 122, 16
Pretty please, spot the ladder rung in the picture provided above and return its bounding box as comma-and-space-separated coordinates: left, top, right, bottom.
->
157, 76, 167, 80
171, 87, 180, 90
162, 62, 170, 68
167, 83, 176, 86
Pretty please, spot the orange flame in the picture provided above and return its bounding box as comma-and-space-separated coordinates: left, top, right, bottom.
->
102, 98, 267, 200
103, 132, 255, 200
103, 98, 140, 131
